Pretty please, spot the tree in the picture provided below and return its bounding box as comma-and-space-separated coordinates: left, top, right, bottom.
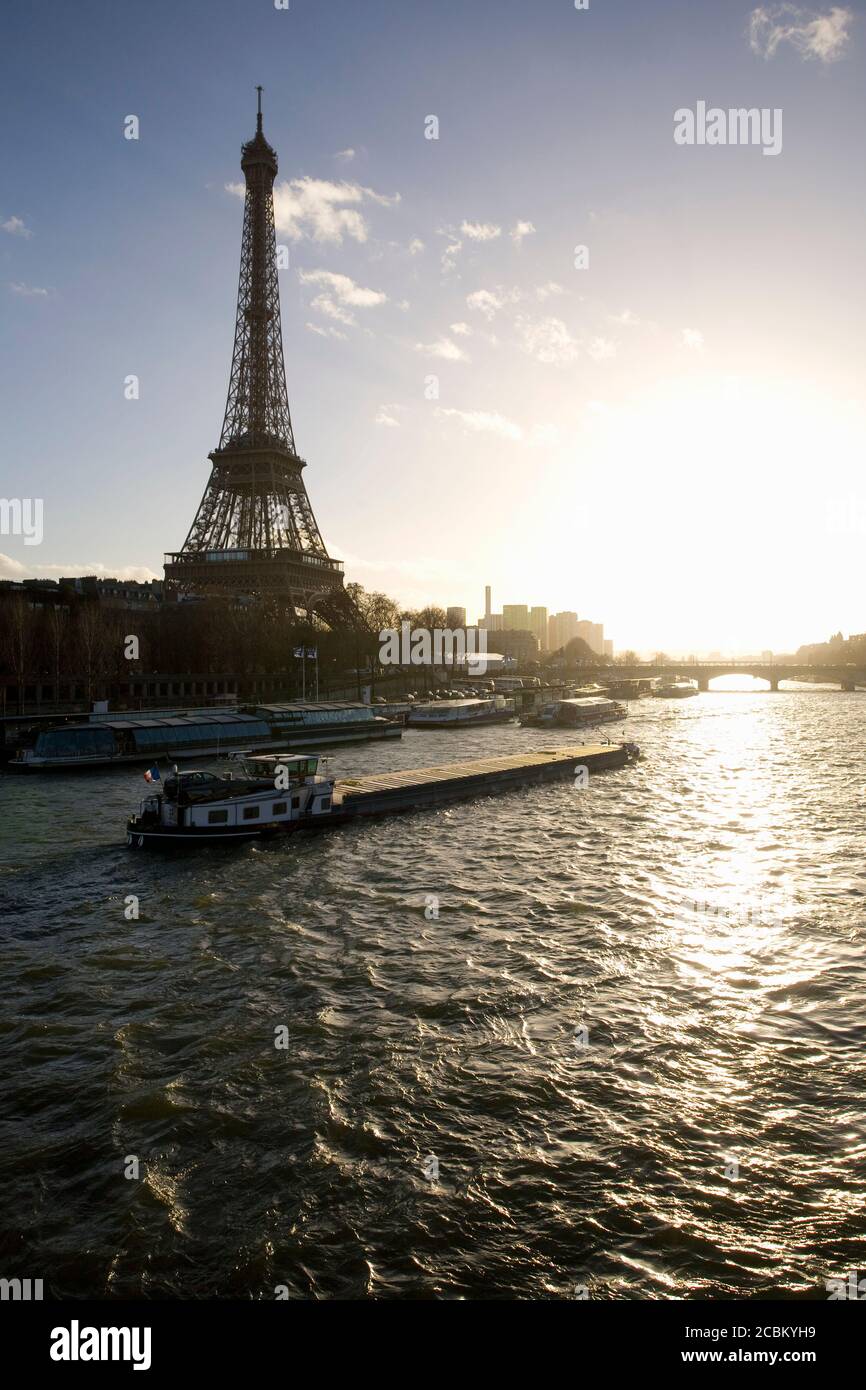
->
563, 636, 596, 666
0, 596, 37, 713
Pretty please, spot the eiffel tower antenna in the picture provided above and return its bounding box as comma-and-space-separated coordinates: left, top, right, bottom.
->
164, 99, 355, 625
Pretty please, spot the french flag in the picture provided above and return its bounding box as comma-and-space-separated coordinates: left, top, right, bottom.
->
143, 766, 161, 783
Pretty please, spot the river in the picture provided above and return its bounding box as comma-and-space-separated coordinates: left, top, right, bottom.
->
1, 690, 863, 1299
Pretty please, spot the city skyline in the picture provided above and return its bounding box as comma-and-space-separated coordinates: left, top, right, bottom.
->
1, 1, 864, 655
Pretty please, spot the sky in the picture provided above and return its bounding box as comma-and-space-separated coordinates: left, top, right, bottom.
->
1, 0, 864, 655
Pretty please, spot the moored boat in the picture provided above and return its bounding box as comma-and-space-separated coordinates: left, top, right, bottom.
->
7, 701, 401, 771
652, 678, 699, 698
407, 697, 515, 729
519, 696, 627, 730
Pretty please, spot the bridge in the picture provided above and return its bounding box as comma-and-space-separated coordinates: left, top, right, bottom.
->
569, 663, 866, 692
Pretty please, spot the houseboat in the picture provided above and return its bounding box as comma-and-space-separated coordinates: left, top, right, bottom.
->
125, 742, 641, 848
407, 697, 515, 729
7, 701, 401, 771
519, 696, 627, 729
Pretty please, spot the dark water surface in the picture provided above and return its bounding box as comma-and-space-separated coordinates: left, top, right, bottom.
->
2, 693, 865, 1299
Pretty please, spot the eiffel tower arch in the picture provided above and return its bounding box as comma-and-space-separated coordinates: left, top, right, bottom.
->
164, 92, 356, 627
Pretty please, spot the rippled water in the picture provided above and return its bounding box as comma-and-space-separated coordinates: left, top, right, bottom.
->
2, 692, 864, 1299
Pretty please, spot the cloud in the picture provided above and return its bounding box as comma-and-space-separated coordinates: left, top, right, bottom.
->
460, 220, 502, 242
299, 269, 388, 316
535, 281, 564, 301
2, 215, 31, 238
516, 315, 579, 365
8, 282, 48, 297
511, 220, 536, 245
450, 322, 472, 336
587, 337, 617, 361
311, 296, 356, 326
466, 286, 520, 320
748, 4, 853, 62
300, 270, 386, 331
436, 409, 559, 446
610, 308, 640, 326
414, 336, 470, 362
375, 406, 401, 427
682, 328, 705, 350
440, 236, 463, 271
408, 238, 425, 255
437, 407, 522, 441
0, 553, 159, 582
227, 176, 399, 244
334, 148, 356, 163
306, 321, 348, 341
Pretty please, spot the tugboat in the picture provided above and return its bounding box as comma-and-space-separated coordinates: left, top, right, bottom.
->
126, 755, 335, 847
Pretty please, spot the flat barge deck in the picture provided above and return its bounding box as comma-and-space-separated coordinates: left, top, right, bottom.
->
332, 742, 634, 820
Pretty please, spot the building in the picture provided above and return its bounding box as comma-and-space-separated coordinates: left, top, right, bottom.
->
576, 620, 605, 656
446, 607, 467, 629
529, 606, 548, 653
485, 629, 539, 664
603, 639, 613, 659
548, 611, 578, 651
503, 604, 530, 632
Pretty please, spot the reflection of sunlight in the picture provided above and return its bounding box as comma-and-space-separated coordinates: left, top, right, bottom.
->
708, 675, 770, 692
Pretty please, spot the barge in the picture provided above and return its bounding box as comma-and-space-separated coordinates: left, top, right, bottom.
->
125, 741, 640, 848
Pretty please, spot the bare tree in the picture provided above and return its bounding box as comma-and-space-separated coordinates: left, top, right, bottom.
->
0, 596, 37, 713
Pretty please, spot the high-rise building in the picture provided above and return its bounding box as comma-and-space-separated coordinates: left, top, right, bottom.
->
484, 585, 492, 621
603, 639, 613, 658
446, 606, 467, 629
503, 604, 530, 632
576, 620, 604, 655
530, 606, 548, 652
548, 611, 578, 651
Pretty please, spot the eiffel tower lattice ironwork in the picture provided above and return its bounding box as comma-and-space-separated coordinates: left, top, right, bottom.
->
164, 91, 354, 625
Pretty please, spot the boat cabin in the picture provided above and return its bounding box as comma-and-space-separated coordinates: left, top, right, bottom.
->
135, 753, 336, 836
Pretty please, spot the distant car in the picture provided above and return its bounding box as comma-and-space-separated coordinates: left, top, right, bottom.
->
374, 696, 387, 704
405, 693, 416, 702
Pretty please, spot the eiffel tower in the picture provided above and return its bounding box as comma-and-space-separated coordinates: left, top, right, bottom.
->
165, 91, 354, 625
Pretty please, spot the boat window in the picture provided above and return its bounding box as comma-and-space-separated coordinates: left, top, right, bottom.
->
242, 806, 260, 820
291, 796, 301, 809
320, 797, 331, 810
35, 727, 116, 758
272, 802, 287, 815
208, 810, 228, 824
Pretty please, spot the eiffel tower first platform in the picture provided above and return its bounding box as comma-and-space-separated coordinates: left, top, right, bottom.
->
164, 92, 354, 626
